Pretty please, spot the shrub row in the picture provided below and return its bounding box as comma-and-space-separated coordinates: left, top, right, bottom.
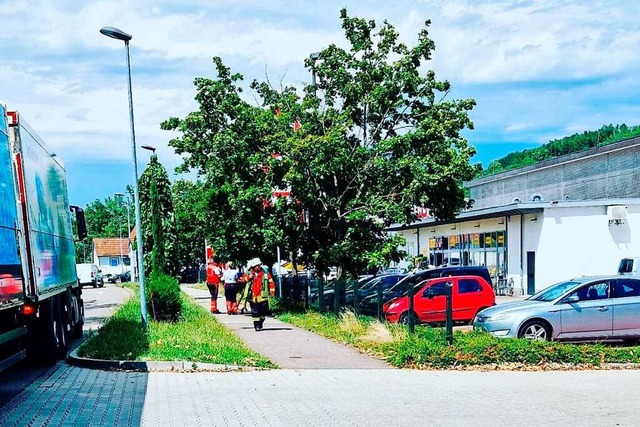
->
146, 273, 181, 322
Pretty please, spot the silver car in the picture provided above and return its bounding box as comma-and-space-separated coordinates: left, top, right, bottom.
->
473, 275, 640, 342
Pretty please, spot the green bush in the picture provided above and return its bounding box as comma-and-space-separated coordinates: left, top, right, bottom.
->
146, 273, 181, 322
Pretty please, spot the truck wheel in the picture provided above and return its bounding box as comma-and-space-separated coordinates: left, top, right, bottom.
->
54, 298, 68, 358
71, 291, 84, 338
33, 299, 58, 365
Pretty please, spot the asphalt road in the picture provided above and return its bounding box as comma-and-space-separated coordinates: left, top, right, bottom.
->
0, 283, 131, 409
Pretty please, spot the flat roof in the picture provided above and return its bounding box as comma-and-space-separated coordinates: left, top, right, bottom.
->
385, 198, 640, 231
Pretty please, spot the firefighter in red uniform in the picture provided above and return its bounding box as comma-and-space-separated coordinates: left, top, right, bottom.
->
206, 256, 223, 314
241, 258, 275, 331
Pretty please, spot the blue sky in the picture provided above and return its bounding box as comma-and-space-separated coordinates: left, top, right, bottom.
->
2, 0, 639, 208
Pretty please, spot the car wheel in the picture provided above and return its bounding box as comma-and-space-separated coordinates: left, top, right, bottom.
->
98, 280, 104, 288
399, 312, 418, 326
518, 320, 551, 341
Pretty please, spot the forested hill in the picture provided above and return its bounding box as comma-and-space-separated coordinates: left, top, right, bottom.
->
480, 124, 640, 177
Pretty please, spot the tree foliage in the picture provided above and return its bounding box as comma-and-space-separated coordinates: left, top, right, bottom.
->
77, 193, 133, 263
162, 9, 479, 277
171, 179, 207, 268
150, 179, 166, 276
481, 123, 640, 176
139, 154, 176, 277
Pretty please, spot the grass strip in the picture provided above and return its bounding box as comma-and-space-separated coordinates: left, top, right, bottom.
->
278, 311, 640, 369
78, 293, 276, 368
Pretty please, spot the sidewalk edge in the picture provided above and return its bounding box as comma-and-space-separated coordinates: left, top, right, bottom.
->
67, 349, 267, 373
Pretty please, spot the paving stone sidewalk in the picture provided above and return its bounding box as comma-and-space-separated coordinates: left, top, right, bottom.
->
181, 285, 390, 370
3, 364, 640, 427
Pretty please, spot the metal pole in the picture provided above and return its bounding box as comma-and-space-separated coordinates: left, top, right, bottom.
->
311, 67, 317, 97
125, 40, 147, 330
126, 198, 131, 249
407, 282, 415, 334
445, 283, 453, 345
277, 246, 282, 298
376, 281, 383, 322
119, 216, 123, 273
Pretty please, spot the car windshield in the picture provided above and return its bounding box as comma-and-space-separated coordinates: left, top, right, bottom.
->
529, 281, 580, 302
360, 277, 381, 290
386, 275, 415, 293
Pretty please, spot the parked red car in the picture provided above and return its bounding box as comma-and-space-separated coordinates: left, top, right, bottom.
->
383, 275, 495, 325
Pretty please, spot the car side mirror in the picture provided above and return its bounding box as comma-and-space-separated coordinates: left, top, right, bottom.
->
565, 295, 579, 304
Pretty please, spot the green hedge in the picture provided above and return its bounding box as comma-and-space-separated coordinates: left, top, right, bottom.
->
146, 273, 181, 322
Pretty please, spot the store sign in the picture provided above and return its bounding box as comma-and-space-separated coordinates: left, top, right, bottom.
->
413, 206, 431, 219
449, 235, 457, 246
473, 234, 480, 245
498, 235, 504, 245
485, 236, 493, 246
429, 238, 436, 249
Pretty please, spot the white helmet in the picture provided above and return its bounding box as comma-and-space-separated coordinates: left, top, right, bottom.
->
248, 257, 262, 268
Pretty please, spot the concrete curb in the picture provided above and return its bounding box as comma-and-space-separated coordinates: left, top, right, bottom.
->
67, 349, 268, 373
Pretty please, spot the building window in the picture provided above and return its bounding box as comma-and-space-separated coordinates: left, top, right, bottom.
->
110, 257, 119, 267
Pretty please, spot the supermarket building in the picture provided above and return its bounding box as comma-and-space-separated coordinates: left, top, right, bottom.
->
388, 137, 640, 295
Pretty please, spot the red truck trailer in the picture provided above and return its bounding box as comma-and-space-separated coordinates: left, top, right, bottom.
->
0, 105, 86, 372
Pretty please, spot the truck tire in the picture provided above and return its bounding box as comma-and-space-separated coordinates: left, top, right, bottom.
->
71, 291, 85, 338
33, 299, 58, 365
54, 296, 68, 358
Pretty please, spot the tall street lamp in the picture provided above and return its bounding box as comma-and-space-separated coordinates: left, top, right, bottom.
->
309, 52, 320, 97
100, 25, 147, 330
115, 192, 131, 273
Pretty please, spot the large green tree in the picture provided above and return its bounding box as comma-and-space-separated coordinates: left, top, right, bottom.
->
139, 154, 176, 276
171, 179, 208, 268
77, 195, 132, 263
162, 9, 479, 277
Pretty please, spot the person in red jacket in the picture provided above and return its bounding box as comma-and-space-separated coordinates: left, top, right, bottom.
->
206, 256, 223, 314
241, 258, 275, 331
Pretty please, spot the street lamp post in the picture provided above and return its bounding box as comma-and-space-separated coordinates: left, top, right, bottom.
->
309, 52, 320, 97
115, 192, 130, 274
118, 215, 123, 272
115, 192, 131, 262
100, 26, 148, 330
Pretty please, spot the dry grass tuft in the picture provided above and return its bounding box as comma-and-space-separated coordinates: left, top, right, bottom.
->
338, 310, 366, 335
359, 320, 395, 344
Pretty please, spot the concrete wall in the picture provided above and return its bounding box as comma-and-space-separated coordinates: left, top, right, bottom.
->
467, 139, 640, 209
528, 204, 639, 291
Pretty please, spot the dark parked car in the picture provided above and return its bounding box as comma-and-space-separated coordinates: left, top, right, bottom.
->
310, 274, 387, 311
180, 267, 200, 284
359, 265, 493, 316
108, 270, 131, 284
344, 274, 407, 308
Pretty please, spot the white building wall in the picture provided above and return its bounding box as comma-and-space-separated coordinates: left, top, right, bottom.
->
527, 204, 639, 291
505, 214, 523, 293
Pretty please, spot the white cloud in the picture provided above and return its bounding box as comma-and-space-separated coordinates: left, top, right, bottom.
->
1, 0, 639, 203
